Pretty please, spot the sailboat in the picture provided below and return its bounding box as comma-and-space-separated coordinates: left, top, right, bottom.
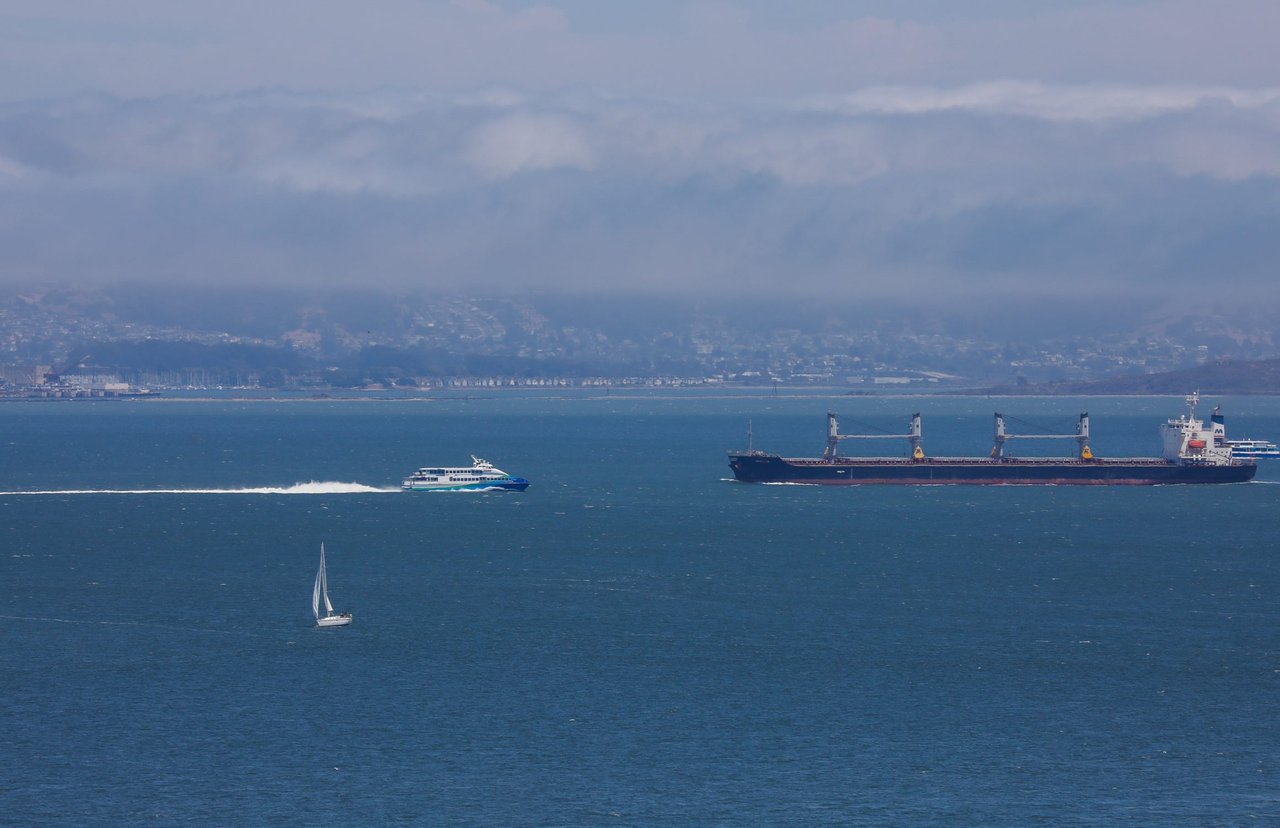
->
312, 543, 352, 628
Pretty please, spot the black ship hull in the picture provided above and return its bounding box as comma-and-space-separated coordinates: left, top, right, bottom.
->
728, 453, 1257, 485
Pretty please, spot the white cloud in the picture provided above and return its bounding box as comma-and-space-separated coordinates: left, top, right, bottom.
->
0, 153, 30, 180
464, 113, 596, 178
2, 85, 1280, 306
8, 85, 1280, 193
806, 82, 1280, 123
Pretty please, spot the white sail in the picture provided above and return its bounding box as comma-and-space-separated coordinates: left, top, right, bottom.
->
312, 544, 324, 620
321, 563, 334, 614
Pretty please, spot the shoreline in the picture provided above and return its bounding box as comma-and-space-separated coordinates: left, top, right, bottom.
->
6, 389, 1276, 403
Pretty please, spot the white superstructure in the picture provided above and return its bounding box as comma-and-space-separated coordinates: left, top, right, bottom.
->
1225, 438, 1280, 458
1160, 392, 1237, 465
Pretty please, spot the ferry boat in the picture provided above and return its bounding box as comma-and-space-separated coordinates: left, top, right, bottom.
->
728, 393, 1257, 486
401, 456, 529, 492
1224, 438, 1280, 458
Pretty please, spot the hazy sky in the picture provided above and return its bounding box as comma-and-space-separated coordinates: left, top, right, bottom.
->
2, 1, 1279, 311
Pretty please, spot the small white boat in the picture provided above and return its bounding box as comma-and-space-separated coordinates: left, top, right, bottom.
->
312, 543, 352, 628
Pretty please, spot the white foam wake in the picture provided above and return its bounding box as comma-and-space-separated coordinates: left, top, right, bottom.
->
0, 481, 399, 496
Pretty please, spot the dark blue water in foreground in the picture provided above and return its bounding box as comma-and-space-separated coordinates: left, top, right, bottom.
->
3, 393, 1279, 825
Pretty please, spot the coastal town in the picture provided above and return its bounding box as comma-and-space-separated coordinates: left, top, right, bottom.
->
2, 287, 1276, 395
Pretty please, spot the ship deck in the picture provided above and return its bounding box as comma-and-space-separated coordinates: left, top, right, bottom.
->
776, 456, 1184, 467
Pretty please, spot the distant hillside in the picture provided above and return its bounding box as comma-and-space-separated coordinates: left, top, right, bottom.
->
982, 358, 1280, 395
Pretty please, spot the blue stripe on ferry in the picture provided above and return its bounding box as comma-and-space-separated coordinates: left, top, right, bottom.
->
403, 481, 528, 491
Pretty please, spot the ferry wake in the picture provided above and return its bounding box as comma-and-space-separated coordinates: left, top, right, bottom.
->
728, 393, 1256, 486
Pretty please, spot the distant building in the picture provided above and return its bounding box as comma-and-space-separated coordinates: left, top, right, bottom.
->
0, 364, 48, 385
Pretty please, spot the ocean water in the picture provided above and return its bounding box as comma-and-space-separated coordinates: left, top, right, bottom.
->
3, 393, 1279, 825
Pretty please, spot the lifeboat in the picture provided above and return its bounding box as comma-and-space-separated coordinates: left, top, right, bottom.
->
1187, 439, 1207, 449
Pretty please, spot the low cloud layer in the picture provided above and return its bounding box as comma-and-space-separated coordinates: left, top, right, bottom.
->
2, 3, 1280, 316
3, 84, 1280, 312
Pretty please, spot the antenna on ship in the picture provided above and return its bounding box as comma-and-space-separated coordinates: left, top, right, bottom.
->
747, 419, 754, 453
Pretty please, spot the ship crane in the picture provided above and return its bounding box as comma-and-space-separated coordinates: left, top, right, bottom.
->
823, 411, 925, 462
991, 412, 1092, 460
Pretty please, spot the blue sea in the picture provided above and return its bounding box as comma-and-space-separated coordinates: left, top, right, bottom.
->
3, 393, 1279, 825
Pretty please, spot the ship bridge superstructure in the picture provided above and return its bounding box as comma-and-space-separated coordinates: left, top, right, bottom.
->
1160, 391, 1236, 466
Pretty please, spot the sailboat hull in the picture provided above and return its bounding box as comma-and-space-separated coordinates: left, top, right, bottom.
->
316, 614, 352, 628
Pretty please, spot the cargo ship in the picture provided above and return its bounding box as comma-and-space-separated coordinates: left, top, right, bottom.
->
728, 393, 1256, 485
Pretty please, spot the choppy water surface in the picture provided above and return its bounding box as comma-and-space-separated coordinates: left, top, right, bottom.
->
3, 394, 1278, 824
